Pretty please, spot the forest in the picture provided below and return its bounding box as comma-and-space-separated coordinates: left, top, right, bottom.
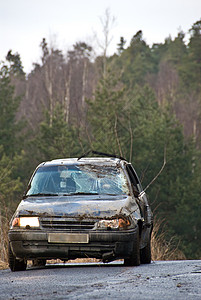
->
0, 19, 200, 262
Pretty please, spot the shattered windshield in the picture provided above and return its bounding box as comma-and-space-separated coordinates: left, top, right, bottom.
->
26, 164, 129, 196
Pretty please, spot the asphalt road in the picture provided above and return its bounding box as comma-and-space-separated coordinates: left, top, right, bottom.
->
0, 260, 200, 299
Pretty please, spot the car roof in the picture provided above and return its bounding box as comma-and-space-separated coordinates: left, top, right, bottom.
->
39, 157, 128, 167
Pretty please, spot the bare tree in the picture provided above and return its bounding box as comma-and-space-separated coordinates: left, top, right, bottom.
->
17, 38, 66, 128
95, 8, 116, 77
66, 42, 95, 126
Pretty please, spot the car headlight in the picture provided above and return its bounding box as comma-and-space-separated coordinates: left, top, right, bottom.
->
96, 218, 130, 230
11, 217, 40, 228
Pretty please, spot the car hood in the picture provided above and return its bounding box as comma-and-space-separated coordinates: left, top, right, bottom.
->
14, 194, 139, 219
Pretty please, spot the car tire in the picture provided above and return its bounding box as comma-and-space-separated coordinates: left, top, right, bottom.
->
8, 243, 27, 272
140, 235, 151, 264
124, 225, 140, 266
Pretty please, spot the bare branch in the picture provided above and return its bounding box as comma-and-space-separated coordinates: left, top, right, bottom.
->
92, 8, 116, 77
99, 8, 116, 55
128, 117, 133, 163
144, 146, 167, 192
114, 114, 123, 157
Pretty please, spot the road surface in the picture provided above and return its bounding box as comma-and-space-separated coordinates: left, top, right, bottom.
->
0, 260, 200, 299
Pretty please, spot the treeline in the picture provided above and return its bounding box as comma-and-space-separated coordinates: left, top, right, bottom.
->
0, 20, 200, 260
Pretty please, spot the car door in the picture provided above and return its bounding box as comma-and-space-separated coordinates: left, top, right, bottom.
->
126, 164, 152, 227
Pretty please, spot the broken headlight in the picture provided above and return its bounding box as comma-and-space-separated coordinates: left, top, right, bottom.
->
11, 217, 40, 229
96, 218, 130, 230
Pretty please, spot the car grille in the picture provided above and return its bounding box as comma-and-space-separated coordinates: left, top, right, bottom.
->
40, 217, 96, 231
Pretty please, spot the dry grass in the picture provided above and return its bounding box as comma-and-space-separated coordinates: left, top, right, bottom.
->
0, 260, 8, 270
0, 209, 9, 266
151, 217, 186, 261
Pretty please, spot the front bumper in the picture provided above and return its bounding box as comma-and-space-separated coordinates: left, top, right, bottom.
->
8, 228, 137, 262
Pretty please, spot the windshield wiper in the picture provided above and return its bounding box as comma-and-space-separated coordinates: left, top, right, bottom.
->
24, 193, 59, 198
61, 192, 99, 196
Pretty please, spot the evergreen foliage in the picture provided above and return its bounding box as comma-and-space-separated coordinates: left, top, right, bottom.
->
6, 50, 25, 77
0, 146, 23, 208
0, 64, 23, 156
34, 104, 84, 161
86, 72, 125, 154
0, 61, 27, 211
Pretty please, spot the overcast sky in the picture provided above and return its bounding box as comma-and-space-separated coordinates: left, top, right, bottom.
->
0, 0, 200, 73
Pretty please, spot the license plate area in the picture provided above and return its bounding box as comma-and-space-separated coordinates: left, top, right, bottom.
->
48, 233, 89, 244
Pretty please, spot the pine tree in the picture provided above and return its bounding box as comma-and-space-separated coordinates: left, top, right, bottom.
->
34, 104, 83, 161
117, 37, 126, 54
0, 64, 22, 155
86, 71, 125, 155
6, 50, 25, 77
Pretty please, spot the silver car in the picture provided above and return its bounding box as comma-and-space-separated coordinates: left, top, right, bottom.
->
8, 153, 153, 271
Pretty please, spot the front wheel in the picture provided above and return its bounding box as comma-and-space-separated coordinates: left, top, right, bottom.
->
8, 243, 27, 272
124, 225, 140, 266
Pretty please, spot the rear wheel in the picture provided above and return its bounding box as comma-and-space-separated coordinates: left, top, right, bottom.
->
140, 235, 151, 264
124, 225, 140, 266
8, 243, 27, 272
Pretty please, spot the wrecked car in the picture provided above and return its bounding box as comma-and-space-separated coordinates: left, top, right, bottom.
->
8, 153, 153, 271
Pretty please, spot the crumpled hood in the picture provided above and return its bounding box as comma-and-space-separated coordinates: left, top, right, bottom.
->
15, 194, 138, 219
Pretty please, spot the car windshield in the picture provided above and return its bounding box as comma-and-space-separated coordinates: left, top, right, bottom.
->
26, 164, 130, 196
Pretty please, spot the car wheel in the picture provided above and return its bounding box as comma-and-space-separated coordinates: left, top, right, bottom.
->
8, 243, 27, 272
124, 225, 140, 266
140, 235, 151, 264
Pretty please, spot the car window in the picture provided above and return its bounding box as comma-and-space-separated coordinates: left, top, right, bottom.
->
26, 164, 130, 196
126, 164, 143, 193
